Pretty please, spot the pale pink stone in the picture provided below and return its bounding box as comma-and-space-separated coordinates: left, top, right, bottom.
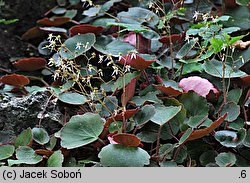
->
179, 76, 219, 97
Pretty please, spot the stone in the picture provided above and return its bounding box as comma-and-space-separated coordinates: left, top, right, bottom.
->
0, 91, 63, 143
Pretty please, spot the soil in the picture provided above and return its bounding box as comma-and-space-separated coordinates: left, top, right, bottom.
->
0, 0, 55, 72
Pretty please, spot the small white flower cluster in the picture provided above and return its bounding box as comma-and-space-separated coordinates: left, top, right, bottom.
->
193, 11, 212, 22
44, 34, 61, 51
75, 42, 90, 50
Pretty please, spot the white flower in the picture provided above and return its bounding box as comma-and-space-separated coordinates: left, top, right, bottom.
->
193, 11, 200, 21
75, 42, 82, 50
48, 34, 53, 41
125, 65, 131, 73
112, 66, 119, 76
107, 61, 114, 66
98, 55, 104, 63
129, 50, 138, 59
48, 57, 55, 66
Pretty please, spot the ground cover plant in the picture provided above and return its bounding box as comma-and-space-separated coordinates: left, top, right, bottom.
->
0, 0, 249, 167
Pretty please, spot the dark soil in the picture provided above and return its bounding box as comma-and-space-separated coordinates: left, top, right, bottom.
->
0, 0, 55, 71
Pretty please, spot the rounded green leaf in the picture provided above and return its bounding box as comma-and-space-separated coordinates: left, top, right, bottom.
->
221, 102, 240, 122
134, 105, 156, 126
59, 33, 96, 59
151, 106, 181, 126
47, 150, 64, 167
179, 92, 209, 117
117, 7, 159, 27
32, 128, 50, 145
8, 146, 43, 166
203, 59, 247, 78
60, 113, 104, 149
94, 36, 135, 57
0, 145, 15, 161
98, 144, 150, 167
100, 96, 118, 117
199, 150, 218, 166
215, 129, 246, 147
58, 92, 87, 105
179, 128, 193, 145
160, 161, 178, 167
14, 128, 32, 148
136, 131, 158, 143
215, 152, 236, 167
243, 129, 250, 148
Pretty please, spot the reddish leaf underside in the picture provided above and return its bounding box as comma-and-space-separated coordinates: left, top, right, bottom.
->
179, 76, 219, 97
35, 149, 54, 157
36, 17, 70, 26
13, 57, 47, 71
185, 113, 228, 142
69, 24, 105, 36
159, 33, 184, 46
122, 78, 137, 106
123, 32, 151, 53
112, 133, 141, 147
21, 26, 45, 41
0, 74, 30, 86
238, 75, 250, 87
118, 54, 155, 70
104, 108, 139, 128
153, 84, 183, 97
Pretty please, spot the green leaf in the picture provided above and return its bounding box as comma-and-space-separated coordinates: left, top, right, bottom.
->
176, 38, 198, 59
64, 10, 78, 19
210, 37, 224, 54
59, 33, 96, 59
58, 92, 87, 105
14, 128, 32, 148
101, 0, 122, 12
107, 22, 150, 33
98, 144, 150, 167
203, 59, 247, 78
8, 146, 43, 166
108, 121, 122, 133
32, 128, 50, 145
0, 145, 15, 161
45, 136, 57, 151
117, 7, 159, 27
134, 105, 156, 126
228, 118, 245, 131
221, 102, 240, 122
151, 106, 181, 126
47, 150, 64, 167
215, 129, 246, 147
0, 19, 19, 24
215, 152, 236, 167
199, 150, 218, 166
236, 0, 249, 6
132, 92, 162, 106
100, 96, 118, 117
136, 131, 158, 143
243, 129, 250, 148
69, 0, 80, 5
179, 128, 192, 145
221, 27, 240, 34
60, 113, 104, 149
83, 6, 101, 17
112, 71, 140, 91
186, 115, 208, 128
222, 6, 250, 31
179, 92, 209, 117
94, 36, 135, 57
160, 161, 178, 167
227, 88, 242, 104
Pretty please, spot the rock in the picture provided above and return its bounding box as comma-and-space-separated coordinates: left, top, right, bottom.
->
0, 92, 63, 143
